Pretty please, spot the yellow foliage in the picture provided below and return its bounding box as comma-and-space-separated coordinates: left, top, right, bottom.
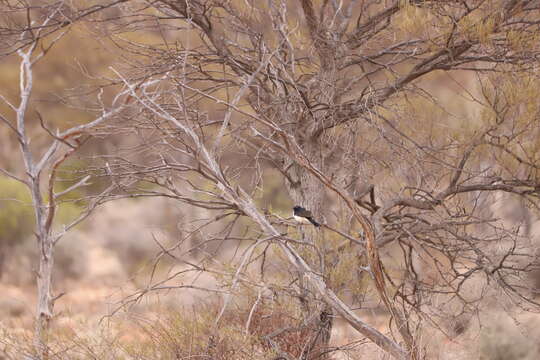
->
394, 0, 441, 39
477, 16, 496, 45
398, 0, 425, 36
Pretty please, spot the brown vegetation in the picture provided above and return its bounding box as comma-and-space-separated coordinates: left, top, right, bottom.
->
1, 0, 540, 359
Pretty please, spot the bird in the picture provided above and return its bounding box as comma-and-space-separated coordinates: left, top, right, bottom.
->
293, 206, 320, 227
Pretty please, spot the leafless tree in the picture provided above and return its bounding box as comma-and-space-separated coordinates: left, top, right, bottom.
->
0, 2, 137, 358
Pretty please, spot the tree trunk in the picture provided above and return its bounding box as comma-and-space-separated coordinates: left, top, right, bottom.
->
286, 143, 333, 359
34, 235, 54, 360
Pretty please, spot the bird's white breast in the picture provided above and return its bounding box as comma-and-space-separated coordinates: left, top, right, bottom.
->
293, 215, 311, 224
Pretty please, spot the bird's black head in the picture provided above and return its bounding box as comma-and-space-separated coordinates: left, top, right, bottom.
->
293, 206, 305, 215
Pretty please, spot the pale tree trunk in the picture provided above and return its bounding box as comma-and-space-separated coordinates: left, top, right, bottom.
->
16, 41, 56, 359
3, 13, 129, 357
34, 246, 54, 357
8, 23, 54, 354
34, 234, 55, 359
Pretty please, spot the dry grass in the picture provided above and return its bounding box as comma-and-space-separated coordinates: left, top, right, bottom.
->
2, 200, 540, 360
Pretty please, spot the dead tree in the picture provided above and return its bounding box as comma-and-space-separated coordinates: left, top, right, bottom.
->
0, 2, 136, 358
74, 0, 540, 359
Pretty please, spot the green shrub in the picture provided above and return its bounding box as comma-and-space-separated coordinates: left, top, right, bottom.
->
0, 176, 34, 248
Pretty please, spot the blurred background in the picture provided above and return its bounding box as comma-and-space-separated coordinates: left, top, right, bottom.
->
2, 1, 540, 359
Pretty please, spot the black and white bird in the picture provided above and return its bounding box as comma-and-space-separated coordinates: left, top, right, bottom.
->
293, 206, 320, 227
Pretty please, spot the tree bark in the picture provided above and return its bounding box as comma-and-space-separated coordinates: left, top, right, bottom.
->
34, 235, 54, 360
